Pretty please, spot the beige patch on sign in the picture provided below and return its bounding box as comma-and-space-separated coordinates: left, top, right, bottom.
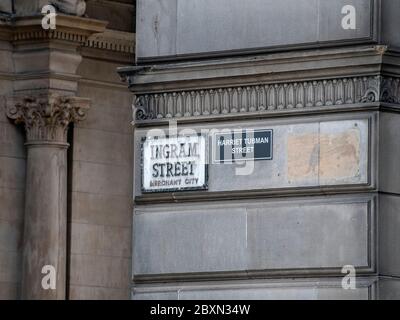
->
319, 129, 360, 180
287, 133, 319, 180
287, 129, 360, 181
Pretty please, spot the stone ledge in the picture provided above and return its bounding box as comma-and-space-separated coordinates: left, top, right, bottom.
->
85, 29, 134, 53
0, 14, 107, 43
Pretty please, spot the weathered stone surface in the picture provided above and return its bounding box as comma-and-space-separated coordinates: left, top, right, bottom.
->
379, 112, 400, 195
76, 84, 133, 134
379, 278, 400, 300
0, 188, 24, 223
70, 222, 131, 258
69, 254, 130, 288
69, 285, 129, 300
379, 194, 400, 277
134, 206, 247, 275
0, 281, 19, 300
0, 36, 23, 301
0, 219, 22, 253
0, 123, 26, 159
133, 195, 375, 279
136, 0, 376, 60
0, 1, 12, 14
52, 0, 87, 16
0, 156, 26, 190
134, 117, 372, 197
73, 128, 132, 166
14, 0, 87, 16
381, 0, 400, 48
21, 145, 68, 299
0, 251, 21, 283
70, 192, 132, 227
86, 0, 135, 32
72, 161, 132, 196
133, 278, 375, 300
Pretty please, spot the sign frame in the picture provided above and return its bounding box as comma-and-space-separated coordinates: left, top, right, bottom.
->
140, 133, 209, 193
213, 129, 273, 164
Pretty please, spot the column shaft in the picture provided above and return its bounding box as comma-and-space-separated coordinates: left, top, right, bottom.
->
21, 144, 68, 299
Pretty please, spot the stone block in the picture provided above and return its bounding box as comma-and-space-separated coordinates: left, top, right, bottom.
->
136, 0, 377, 60
0, 219, 22, 253
136, 0, 177, 59
318, 0, 373, 42
0, 188, 24, 223
133, 194, 375, 278
69, 254, 130, 288
0, 281, 19, 300
133, 206, 247, 275
73, 128, 132, 166
76, 84, 133, 134
0, 1, 12, 14
0, 122, 26, 159
86, 0, 135, 32
0, 251, 21, 283
70, 191, 132, 227
70, 222, 131, 258
0, 157, 26, 190
379, 112, 400, 194
72, 161, 132, 196
379, 194, 400, 277
133, 278, 375, 300
378, 278, 400, 300
69, 285, 129, 300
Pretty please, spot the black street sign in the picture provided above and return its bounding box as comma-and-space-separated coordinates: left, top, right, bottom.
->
214, 129, 273, 163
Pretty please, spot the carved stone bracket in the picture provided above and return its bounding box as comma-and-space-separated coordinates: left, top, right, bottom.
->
131, 75, 400, 121
5, 93, 90, 145
380, 77, 400, 104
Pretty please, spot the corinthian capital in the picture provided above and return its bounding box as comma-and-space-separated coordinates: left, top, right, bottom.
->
5, 93, 90, 145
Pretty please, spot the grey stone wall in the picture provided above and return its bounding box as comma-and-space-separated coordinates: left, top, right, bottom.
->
0, 0, 135, 300
67, 51, 134, 300
133, 194, 375, 279
136, 0, 378, 61
122, 25, 400, 297
0, 40, 24, 300
378, 111, 400, 299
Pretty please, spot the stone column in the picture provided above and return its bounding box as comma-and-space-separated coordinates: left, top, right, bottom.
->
6, 94, 90, 300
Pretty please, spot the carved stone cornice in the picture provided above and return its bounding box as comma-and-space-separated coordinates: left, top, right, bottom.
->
85, 29, 135, 54
5, 93, 90, 145
0, 14, 107, 44
131, 75, 400, 122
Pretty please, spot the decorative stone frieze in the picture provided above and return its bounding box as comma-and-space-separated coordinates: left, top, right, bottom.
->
131, 76, 400, 121
6, 94, 90, 144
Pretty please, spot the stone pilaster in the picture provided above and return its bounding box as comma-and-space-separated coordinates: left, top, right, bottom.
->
5, 93, 90, 299
0, 11, 106, 299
